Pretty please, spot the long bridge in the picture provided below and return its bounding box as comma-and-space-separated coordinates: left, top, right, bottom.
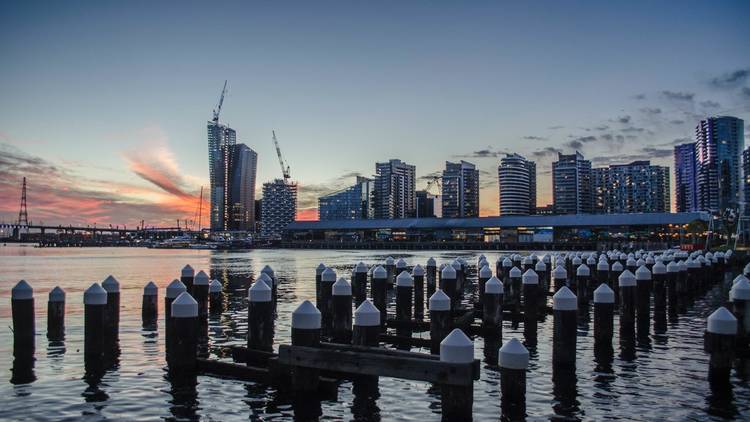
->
1, 223, 189, 246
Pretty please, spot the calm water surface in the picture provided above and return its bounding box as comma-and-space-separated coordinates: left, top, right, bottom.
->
1, 245, 748, 421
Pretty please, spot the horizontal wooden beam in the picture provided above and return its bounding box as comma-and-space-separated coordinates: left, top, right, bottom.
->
278, 345, 479, 386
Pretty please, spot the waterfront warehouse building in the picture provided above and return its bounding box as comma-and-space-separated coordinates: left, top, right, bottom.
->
286, 212, 709, 244
552, 152, 593, 214
261, 179, 297, 240
498, 153, 536, 215
373, 159, 416, 219
442, 160, 480, 218
318, 177, 374, 221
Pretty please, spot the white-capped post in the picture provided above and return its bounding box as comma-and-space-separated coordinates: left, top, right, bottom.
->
332, 278, 353, 343
168, 292, 199, 373
353, 262, 369, 307
704, 307, 738, 388
441, 264, 458, 309
552, 286, 577, 367
12, 280, 35, 354
291, 300, 322, 393
499, 338, 529, 421
102, 275, 120, 344
248, 279, 274, 351
413, 264, 426, 319
426, 258, 437, 306
84, 283, 107, 360
482, 277, 504, 335
47, 286, 65, 341
429, 290, 452, 354
180, 264, 195, 292
522, 269, 539, 346
192, 270, 210, 322
209, 279, 223, 314
320, 267, 337, 329
593, 283, 614, 354
395, 271, 414, 324
439, 329, 475, 421
635, 265, 652, 341
372, 265, 388, 329
141, 281, 158, 326
730, 277, 750, 355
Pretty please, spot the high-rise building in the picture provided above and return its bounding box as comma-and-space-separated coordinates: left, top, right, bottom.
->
261, 179, 297, 239
208, 121, 237, 231
552, 152, 592, 214
228, 144, 258, 231
674, 143, 697, 212
498, 154, 536, 215
743, 147, 750, 216
592, 161, 670, 214
442, 161, 480, 218
318, 176, 374, 221
416, 190, 438, 218
695, 116, 744, 212
373, 159, 416, 219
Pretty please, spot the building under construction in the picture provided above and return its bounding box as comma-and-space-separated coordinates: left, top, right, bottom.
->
260, 179, 297, 239
207, 81, 258, 232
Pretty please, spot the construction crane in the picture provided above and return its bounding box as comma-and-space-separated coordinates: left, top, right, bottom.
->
272, 130, 291, 181
424, 175, 442, 195
212, 80, 228, 123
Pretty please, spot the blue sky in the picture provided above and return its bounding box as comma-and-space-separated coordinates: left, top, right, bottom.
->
0, 1, 748, 224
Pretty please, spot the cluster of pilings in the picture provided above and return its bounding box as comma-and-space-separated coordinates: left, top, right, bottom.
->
9, 248, 750, 420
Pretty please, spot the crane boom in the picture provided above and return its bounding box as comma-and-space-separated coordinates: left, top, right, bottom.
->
272, 130, 291, 180
212, 80, 228, 123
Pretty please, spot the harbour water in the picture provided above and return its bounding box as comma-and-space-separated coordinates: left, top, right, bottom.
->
1, 245, 748, 420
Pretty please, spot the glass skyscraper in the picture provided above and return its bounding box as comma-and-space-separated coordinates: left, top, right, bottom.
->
373, 159, 416, 219
592, 160, 670, 214
674, 142, 697, 212
208, 121, 236, 231
695, 116, 744, 212
261, 179, 297, 239
552, 152, 592, 214
498, 154, 536, 215
318, 177, 374, 221
441, 160, 480, 218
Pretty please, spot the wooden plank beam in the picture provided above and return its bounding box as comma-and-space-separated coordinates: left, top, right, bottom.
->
278, 345, 478, 386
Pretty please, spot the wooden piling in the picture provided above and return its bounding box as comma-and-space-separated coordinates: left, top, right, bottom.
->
478, 264, 492, 297
552, 265, 567, 292
193, 270, 210, 322
593, 283, 614, 353
142, 281, 158, 325
385, 256, 395, 288
169, 292, 199, 372
46, 286, 65, 341
522, 269, 539, 346
352, 299, 381, 389
102, 275, 120, 344
12, 280, 35, 355
332, 278, 353, 343
499, 338, 529, 421
396, 271, 413, 322
165, 279, 187, 349
316, 263, 326, 310
440, 329, 475, 420
576, 264, 590, 305
483, 276, 503, 334
704, 307, 737, 389
84, 283, 107, 360
441, 264, 458, 308
619, 269, 637, 332
248, 279, 274, 352
426, 258, 437, 307
635, 265, 652, 340
209, 279, 223, 314
552, 286, 577, 367
353, 262, 369, 307
413, 264, 425, 320
320, 267, 336, 328
291, 300, 322, 393
730, 277, 750, 355
180, 264, 195, 292
372, 265, 388, 328
430, 290, 452, 354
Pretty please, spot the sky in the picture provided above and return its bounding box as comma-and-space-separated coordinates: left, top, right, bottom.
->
1, 1, 749, 226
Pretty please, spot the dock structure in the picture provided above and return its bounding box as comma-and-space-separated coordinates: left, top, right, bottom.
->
8, 247, 748, 420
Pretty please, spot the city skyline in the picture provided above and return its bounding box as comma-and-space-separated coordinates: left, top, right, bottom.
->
1, 1, 749, 226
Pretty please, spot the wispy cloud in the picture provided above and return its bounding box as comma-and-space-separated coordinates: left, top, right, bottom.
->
708, 68, 749, 89
661, 90, 695, 102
